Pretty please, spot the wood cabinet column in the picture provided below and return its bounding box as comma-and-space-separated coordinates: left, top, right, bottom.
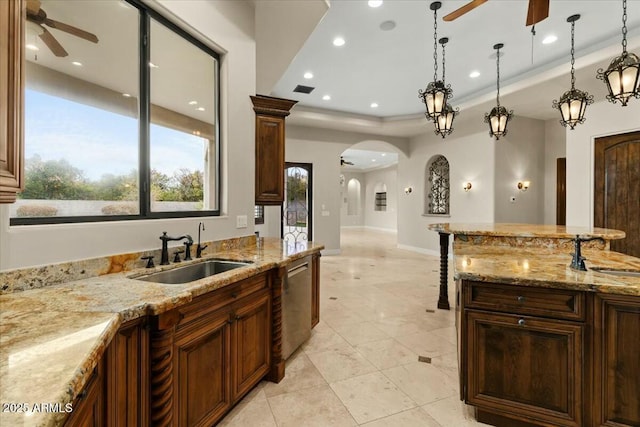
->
267, 266, 286, 383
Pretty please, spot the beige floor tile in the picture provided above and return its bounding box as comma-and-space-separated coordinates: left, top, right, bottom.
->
307, 347, 377, 383
330, 371, 417, 424
422, 395, 492, 426
301, 327, 352, 354
355, 338, 419, 370
323, 310, 369, 328
267, 384, 357, 427
395, 330, 457, 358
217, 389, 276, 427
382, 362, 457, 405
430, 351, 460, 382
263, 351, 327, 397
333, 321, 391, 346
361, 407, 442, 427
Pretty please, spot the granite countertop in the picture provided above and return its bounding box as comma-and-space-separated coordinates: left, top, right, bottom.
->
453, 244, 640, 296
0, 238, 323, 427
428, 222, 626, 240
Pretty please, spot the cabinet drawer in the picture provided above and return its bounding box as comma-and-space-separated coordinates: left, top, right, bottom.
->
464, 281, 584, 321
176, 272, 270, 329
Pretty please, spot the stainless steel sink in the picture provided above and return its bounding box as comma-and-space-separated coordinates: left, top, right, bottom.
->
592, 268, 640, 278
134, 260, 252, 284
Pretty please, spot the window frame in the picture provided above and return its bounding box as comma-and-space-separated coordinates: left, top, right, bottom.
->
11, 0, 221, 226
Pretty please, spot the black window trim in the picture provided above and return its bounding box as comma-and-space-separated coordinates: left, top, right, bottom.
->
11, 0, 221, 226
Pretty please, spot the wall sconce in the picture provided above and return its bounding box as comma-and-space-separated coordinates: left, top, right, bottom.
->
404, 186, 413, 194
463, 182, 472, 192
517, 181, 530, 191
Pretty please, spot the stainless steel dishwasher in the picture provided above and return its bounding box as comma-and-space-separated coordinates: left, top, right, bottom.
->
282, 256, 312, 360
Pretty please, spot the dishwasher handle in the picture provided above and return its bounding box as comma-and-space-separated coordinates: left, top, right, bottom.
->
288, 262, 309, 278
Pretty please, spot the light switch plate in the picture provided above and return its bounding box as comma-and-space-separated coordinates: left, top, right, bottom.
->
236, 215, 248, 228
321, 210, 330, 216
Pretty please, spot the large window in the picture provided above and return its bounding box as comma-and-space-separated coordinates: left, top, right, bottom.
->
11, 0, 220, 224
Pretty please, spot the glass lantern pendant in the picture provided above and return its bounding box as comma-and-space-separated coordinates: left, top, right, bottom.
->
553, 15, 593, 129
597, 0, 640, 106
433, 37, 458, 138
419, 2, 452, 121
484, 43, 513, 140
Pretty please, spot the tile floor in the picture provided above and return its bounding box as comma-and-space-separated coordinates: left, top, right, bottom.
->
219, 228, 490, 426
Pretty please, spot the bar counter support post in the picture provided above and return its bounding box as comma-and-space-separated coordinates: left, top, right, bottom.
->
437, 232, 451, 310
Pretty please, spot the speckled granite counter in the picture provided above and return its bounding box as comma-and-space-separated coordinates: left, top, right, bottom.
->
0, 237, 323, 427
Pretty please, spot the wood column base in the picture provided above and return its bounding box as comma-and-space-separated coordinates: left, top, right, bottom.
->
267, 360, 285, 383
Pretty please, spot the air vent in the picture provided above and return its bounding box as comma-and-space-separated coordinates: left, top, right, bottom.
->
293, 85, 315, 94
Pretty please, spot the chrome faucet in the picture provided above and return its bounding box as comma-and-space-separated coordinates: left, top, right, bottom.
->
196, 222, 207, 258
570, 235, 605, 271
160, 232, 193, 265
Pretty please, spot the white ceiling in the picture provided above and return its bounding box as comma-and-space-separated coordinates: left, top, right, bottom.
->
341, 149, 398, 171
272, 0, 640, 120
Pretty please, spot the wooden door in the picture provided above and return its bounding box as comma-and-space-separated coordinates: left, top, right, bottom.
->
557, 157, 566, 225
175, 310, 232, 427
594, 131, 640, 257
65, 361, 105, 427
0, 0, 24, 203
593, 294, 640, 427
232, 291, 271, 401
255, 114, 285, 204
466, 310, 583, 426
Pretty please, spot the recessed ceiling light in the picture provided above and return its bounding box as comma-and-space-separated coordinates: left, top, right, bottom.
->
304, 72, 314, 79
26, 44, 39, 51
381, 153, 386, 156
188, 100, 198, 105
542, 35, 558, 45
122, 93, 131, 97
370, 102, 379, 108
72, 61, 83, 66
372, 159, 377, 162
469, 70, 481, 78
149, 62, 159, 68
322, 95, 331, 101
333, 37, 345, 47
197, 107, 205, 111
368, 0, 383, 7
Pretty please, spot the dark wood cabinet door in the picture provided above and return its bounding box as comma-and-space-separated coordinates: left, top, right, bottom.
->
65, 361, 105, 427
466, 310, 583, 427
232, 291, 271, 401
106, 319, 149, 427
175, 311, 232, 427
594, 295, 640, 427
0, 0, 24, 203
255, 114, 285, 204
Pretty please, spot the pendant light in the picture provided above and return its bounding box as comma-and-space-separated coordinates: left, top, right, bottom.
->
484, 43, 513, 140
434, 37, 459, 138
596, 0, 640, 106
552, 15, 594, 129
419, 2, 452, 122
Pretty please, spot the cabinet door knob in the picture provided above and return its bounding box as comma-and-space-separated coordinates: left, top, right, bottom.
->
518, 318, 526, 326
517, 296, 526, 303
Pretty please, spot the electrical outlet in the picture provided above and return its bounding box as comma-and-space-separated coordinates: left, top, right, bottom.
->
236, 215, 247, 228
321, 210, 330, 217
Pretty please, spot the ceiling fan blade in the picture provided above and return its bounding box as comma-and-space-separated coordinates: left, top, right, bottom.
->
443, 0, 488, 22
39, 27, 68, 57
526, 0, 549, 26
44, 18, 99, 43
26, 0, 41, 16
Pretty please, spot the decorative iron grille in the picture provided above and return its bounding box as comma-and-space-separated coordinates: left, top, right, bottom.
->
427, 155, 450, 214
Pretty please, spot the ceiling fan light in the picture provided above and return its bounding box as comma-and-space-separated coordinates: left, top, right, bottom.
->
597, 51, 640, 106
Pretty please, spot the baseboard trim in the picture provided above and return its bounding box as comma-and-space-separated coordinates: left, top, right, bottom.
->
397, 244, 447, 258
363, 226, 397, 233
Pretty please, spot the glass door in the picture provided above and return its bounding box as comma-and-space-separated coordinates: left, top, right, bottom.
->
282, 163, 312, 243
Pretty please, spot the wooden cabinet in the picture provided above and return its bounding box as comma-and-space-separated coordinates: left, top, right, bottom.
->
593, 294, 640, 427
311, 253, 320, 328
150, 272, 273, 426
65, 360, 106, 427
0, 0, 24, 203
250, 95, 297, 205
461, 281, 585, 427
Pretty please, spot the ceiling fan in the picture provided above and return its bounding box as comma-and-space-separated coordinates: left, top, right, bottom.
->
340, 157, 354, 166
26, 0, 99, 58
443, 0, 549, 26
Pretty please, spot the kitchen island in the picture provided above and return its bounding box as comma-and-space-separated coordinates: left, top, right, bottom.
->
429, 223, 639, 427
0, 236, 323, 426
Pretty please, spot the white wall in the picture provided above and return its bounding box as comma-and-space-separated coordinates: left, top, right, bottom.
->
0, 0, 257, 270
340, 172, 365, 227
566, 99, 640, 227
543, 119, 567, 224
364, 166, 398, 232
493, 116, 545, 224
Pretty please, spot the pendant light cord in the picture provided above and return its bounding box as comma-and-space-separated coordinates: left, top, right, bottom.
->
570, 20, 576, 89
622, 0, 628, 53
496, 47, 501, 107
442, 42, 446, 84
433, 7, 439, 82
